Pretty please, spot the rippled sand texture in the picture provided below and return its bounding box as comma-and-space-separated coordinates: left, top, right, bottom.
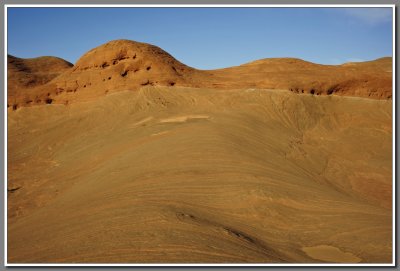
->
8, 87, 392, 263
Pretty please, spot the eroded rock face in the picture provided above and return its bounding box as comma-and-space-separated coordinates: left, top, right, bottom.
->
8, 40, 199, 109
64, 39, 194, 90
7, 39, 392, 110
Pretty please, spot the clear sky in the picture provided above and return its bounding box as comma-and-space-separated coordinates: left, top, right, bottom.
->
7, 7, 393, 69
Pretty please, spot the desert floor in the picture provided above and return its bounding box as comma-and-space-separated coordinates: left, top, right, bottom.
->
7, 87, 392, 263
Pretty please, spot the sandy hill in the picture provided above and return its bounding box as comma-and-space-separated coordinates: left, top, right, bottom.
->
7, 39, 392, 110
205, 57, 392, 98
7, 55, 73, 108
7, 40, 200, 109
53, 40, 199, 100
340, 57, 392, 70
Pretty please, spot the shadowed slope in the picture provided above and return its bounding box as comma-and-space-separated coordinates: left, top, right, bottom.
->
7, 55, 73, 108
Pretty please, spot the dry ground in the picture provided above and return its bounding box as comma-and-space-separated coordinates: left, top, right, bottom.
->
7, 87, 392, 263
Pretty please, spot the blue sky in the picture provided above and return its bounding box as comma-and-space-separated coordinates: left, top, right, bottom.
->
7, 7, 393, 69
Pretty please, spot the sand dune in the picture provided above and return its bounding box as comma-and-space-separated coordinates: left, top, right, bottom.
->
8, 87, 392, 263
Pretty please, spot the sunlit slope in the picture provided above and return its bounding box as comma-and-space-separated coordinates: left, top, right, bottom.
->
8, 87, 392, 263
7, 40, 392, 111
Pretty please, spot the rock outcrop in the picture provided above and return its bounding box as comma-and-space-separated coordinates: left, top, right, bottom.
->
7, 40, 392, 110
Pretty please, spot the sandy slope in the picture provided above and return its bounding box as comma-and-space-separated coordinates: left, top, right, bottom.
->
7, 87, 392, 263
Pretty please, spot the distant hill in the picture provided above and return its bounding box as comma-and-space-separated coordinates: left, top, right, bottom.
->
8, 55, 73, 108
7, 39, 392, 110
